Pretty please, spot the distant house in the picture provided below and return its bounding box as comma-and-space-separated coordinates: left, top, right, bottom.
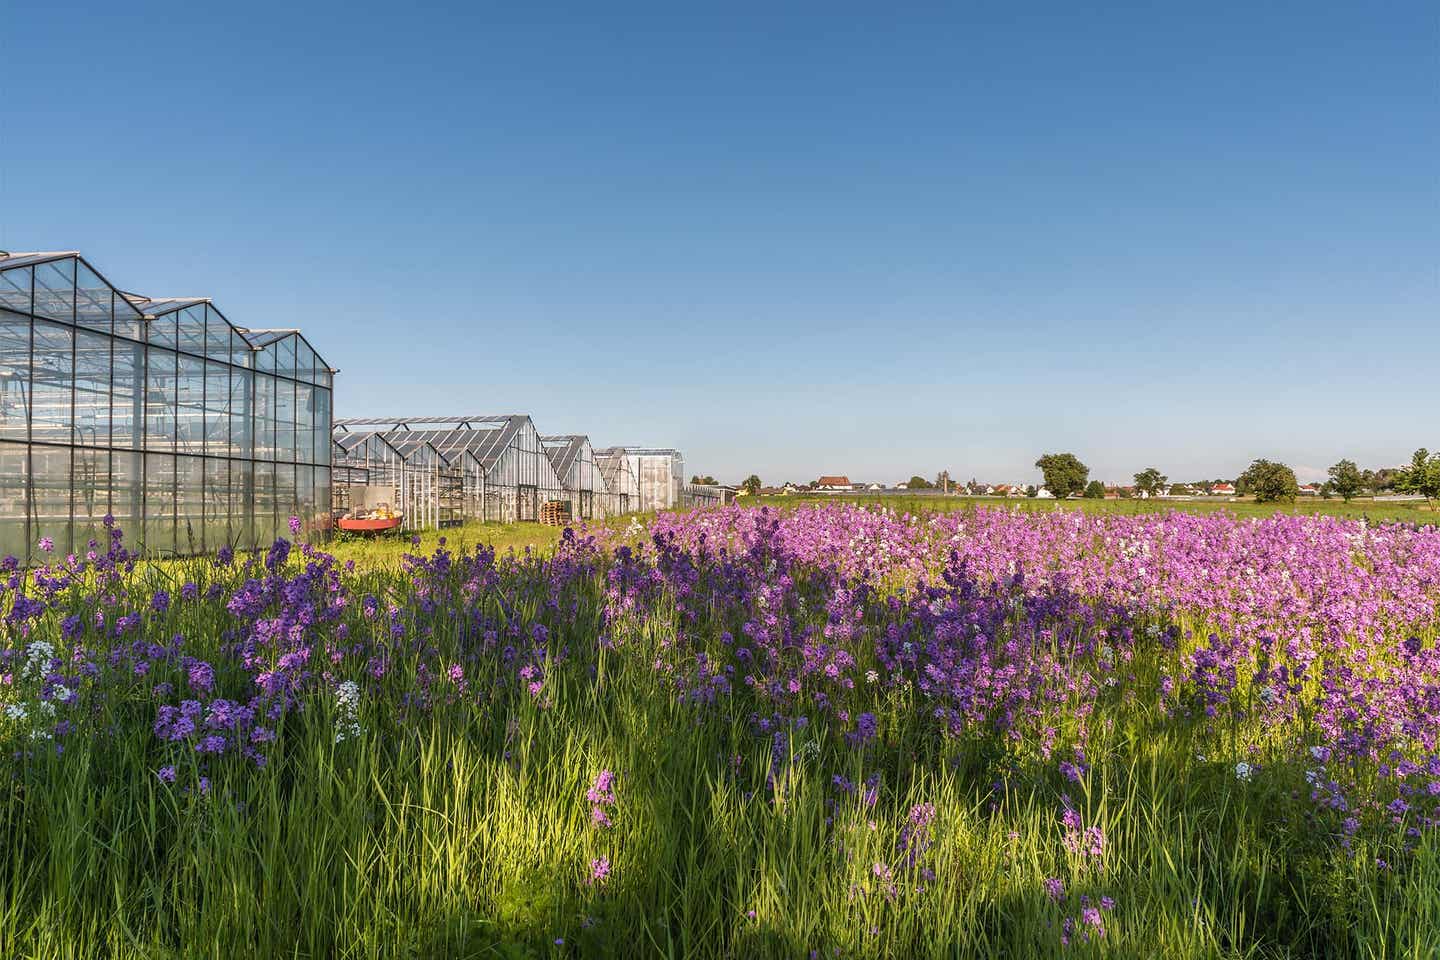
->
1036, 488, 1055, 499
866, 482, 885, 491
781, 483, 800, 495
1211, 482, 1237, 496
815, 475, 853, 492
1103, 487, 1121, 500
1298, 483, 1320, 496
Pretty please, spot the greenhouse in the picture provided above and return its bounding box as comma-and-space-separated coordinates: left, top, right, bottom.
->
613, 447, 686, 513
0, 251, 333, 564
540, 434, 614, 519
333, 414, 565, 525
594, 447, 640, 515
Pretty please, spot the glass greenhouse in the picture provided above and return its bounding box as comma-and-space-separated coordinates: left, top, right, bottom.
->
540, 434, 614, 519
0, 251, 333, 564
333, 415, 566, 525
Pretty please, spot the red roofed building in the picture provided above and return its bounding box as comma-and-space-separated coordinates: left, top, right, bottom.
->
1211, 482, 1237, 496
815, 475, 853, 491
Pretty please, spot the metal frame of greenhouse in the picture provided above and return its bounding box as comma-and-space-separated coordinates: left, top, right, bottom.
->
540, 434, 615, 520
0, 251, 334, 565
332, 414, 566, 526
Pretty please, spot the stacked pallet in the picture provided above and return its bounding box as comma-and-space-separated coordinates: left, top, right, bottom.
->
539, 500, 573, 526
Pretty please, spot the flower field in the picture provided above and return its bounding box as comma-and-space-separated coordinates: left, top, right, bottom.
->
3, 505, 1440, 958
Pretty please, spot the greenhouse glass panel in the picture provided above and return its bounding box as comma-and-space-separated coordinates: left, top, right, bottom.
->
176, 306, 207, 356
146, 347, 177, 451
143, 452, 176, 555
33, 258, 74, 321
295, 381, 315, 464
75, 263, 112, 331
203, 456, 230, 549
231, 367, 253, 458
177, 455, 204, 553
0, 313, 29, 441
74, 329, 111, 447
253, 460, 276, 545
274, 377, 297, 463
204, 361, 231, 456
177, 353, 206, 456
30, 320, 73, 446
72, 447, 108, 551
0, 441, 28, 559
31, 445, 72, 553
110, 450, 143, 542
148, 312, 178, 350
204, 306, 230, 357
0, 267, 30, 313
111, 340, 144, 450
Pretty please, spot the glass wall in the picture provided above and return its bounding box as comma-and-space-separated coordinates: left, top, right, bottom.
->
0, 253, 334, 563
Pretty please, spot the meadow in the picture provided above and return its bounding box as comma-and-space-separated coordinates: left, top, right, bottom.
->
3, 502, 1439, 958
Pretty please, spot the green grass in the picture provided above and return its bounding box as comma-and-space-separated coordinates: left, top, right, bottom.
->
326, 521, 569, 568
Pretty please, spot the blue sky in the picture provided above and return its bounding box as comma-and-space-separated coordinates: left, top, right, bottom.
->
1, 2, 1434, 485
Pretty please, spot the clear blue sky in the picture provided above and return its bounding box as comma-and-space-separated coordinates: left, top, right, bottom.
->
2, 2, 1435, 485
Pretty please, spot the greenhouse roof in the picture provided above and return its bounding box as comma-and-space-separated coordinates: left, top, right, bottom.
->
0, 250, 333, 375
540, 435, 588, 478
333, 415, 532, 471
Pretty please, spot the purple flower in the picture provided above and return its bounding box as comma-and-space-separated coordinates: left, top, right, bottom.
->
196, 735, 227, 755
38, 536, 54, 553
156, 766, 177, 783
589, 856, 611, 884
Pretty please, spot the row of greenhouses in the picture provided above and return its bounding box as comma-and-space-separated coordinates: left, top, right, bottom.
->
332, 415, 707, 528
0, 249, 719, 561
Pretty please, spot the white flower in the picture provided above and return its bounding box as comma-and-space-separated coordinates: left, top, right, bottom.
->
334, 680, 363, 743
336, 680, 360, 708
1305, 768, 1322, 786
50, 685, 73, 704
865, 670, 879, 684
4, 703, 26, 722
1234, 762, 1254, 782
23, 641, 55, 680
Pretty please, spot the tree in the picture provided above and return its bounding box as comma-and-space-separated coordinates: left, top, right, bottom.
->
1034, 453, 1089, 500
1133, 467, 1168, 498
1326, 459, 1363, 502
689, 474, 717, 485
1083, 480, 1106, 499
907, 475, 934, 490
1025, 485, 1038, 498
741, 474, 762, 496
1238, 459, 1299, 504
1396, 448, 1440, 503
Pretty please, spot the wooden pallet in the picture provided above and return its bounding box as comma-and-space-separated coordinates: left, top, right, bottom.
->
539, 500, 573, 526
